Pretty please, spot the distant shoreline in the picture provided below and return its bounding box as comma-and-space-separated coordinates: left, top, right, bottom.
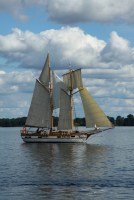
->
0, 114, 134, 127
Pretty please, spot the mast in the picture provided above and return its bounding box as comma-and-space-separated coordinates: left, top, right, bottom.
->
69, 70, 74, 130
49, 54, 53, 130
58, 68, 83, 130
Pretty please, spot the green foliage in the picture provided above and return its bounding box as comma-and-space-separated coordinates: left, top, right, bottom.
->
115, 114, 134, 126
116, 116, 124, 126
0, 115, 134, 127
0, 117, 26, 127
108, 116, 115, 125
74, 118, 85, 126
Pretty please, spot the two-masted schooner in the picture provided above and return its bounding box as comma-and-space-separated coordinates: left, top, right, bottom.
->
21, 53, 113, 143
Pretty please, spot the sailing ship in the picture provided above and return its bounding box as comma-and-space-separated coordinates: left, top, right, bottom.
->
21, 53, 113, 143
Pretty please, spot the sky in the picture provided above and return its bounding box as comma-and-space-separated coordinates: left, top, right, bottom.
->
0, 0, 134, 119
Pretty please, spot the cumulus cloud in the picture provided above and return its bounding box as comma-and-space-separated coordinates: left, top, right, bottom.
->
0, 67, 134, 118
101, 32, 134, 65
0, 28, 48, 69
45, 0, 134, 24
0, 66, 134, 118
0, 0, 46, 21
0, 0, 28, 21
0, 70, 35, 118
0, 27, 134, 118
0, 27, 134, 71
0, 70, 35, 94
0, 27, 105, 69
0, 0, 134, 24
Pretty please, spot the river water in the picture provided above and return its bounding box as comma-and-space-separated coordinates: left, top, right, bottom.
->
0, 127, 134, 199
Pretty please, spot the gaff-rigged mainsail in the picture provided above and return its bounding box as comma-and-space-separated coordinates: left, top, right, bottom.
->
25, 53, 51, 128
25, 80, 51, 128
79, 87, 112, 128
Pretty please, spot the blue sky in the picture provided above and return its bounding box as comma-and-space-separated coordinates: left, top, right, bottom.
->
0, 0, 134, 118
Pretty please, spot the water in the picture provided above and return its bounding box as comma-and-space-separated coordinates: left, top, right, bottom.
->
0, 127, 134, 199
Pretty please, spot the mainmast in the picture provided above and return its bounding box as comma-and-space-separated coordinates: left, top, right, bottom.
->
69, 70, 74, 130
61, 68, 83, 131
48, 54, 53, 130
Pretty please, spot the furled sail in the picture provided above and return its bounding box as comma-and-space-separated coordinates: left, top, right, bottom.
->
25, 80, 51, 128
39, 53, 50, 87
52, 71, 68, 109
63, 69, 83, 90
80, 87, 112, 128
58, 90, 72, 130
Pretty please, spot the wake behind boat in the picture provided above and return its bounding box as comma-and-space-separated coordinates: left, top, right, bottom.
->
21, 53, 113, 143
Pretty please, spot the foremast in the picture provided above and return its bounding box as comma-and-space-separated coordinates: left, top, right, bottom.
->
48, 54, 53, 131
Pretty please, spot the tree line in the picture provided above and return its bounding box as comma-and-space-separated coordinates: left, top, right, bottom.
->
0, 114, 134, 127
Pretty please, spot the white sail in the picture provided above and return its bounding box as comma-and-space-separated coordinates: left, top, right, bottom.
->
58, 90, 72, 130
39, 53, 50, 87
63, 69, 83, 90
25, 80, 51, 128
52, 71, 68, 109
80, 87, 112, 128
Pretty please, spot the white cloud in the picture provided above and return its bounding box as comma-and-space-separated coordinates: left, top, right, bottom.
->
1, 27, 134, 72
0, 70, 35, 118
0, 0, 28, 21
101, 32, 134, 65
0, 27, 134, 118
41, 0, 134, 24
0, 71, 35, 93
0, 27, 105, 69
0, 28, 48, 68
0, 66, 134, 118
0, 0, 134, 24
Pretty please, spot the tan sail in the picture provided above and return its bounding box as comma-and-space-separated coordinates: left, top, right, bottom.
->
39, 53, 50, 87
21, 53, 114, 143
80, 87, 112, 128
25, 80, 51, 128
58, 90, 72, 130
63, 69, 83, 90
